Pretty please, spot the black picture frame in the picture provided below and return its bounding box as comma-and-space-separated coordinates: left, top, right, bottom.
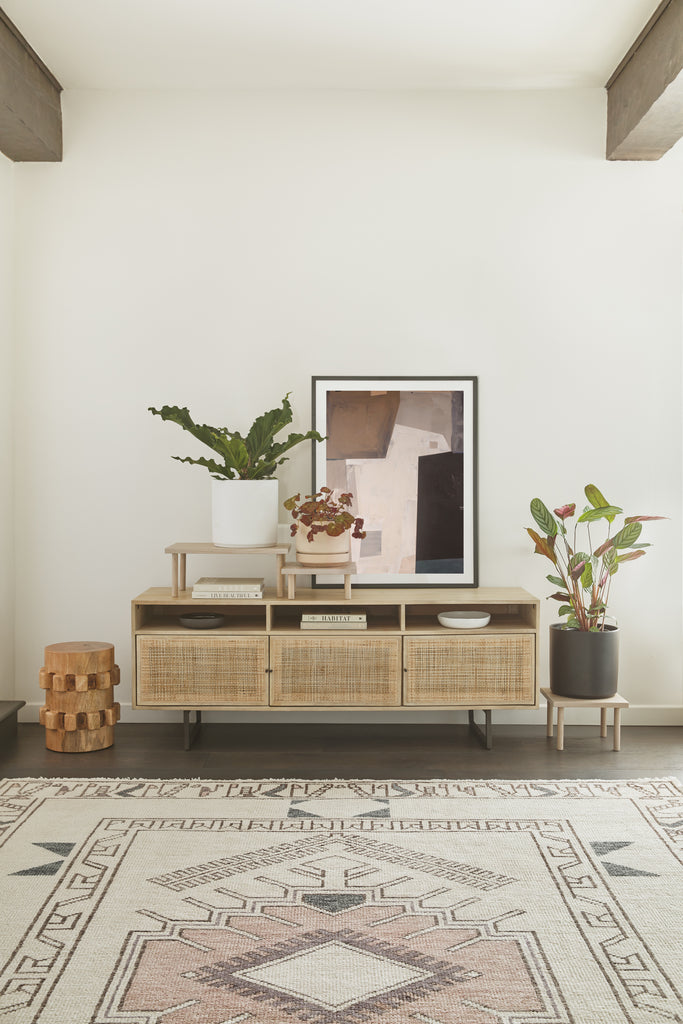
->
311, 376, 478, 588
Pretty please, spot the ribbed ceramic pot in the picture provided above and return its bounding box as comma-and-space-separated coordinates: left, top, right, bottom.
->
295, 523, 350, 567
211, 478, 279, 547
549, 623, 619, 699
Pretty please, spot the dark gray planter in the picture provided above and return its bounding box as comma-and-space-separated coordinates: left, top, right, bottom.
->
549, 623, 619, 699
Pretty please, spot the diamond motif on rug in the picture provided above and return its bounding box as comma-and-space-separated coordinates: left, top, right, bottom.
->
112, 853, 562, 1024
233, 939, 433, 1009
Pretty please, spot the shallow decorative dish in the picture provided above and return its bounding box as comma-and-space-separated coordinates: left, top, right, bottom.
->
178, 613, 226, 629
437, 610, 491, 629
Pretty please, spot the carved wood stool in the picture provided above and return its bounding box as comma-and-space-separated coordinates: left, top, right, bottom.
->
39, 641, 121, 752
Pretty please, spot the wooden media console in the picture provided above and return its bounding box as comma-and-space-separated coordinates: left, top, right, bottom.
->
131, 586, 539, 749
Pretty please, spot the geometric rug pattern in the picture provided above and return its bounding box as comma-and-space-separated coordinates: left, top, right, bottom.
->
0, 777, 681, 1023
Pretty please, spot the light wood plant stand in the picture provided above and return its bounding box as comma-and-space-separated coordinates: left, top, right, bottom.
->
132, 586, 540, 749
165, 542, 290, 598
542, 688, 629, 751
281, 561, 356, 599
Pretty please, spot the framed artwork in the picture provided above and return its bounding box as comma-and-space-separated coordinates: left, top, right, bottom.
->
311, 376, 478, 587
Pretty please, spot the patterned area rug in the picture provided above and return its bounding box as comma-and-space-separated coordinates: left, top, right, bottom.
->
0, 778, 681, 1024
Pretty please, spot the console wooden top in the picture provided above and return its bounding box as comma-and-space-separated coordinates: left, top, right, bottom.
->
134, 586, 539, 606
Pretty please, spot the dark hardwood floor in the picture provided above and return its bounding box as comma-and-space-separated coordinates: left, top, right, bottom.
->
1, 722, 681, 782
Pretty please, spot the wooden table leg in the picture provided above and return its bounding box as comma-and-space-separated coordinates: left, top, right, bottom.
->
179, 553, 187, 593
276, 554, 285, 598
171, 553, 179, 598
613, 707, 621, 751
546, 699, 554, 737
287, 574, 295, 599
344, 573, 352, 599
600, 707, 607, 738
556, 707, 565, 751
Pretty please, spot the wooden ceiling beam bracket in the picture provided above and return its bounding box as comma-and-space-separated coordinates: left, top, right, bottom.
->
0, 7, 62, 162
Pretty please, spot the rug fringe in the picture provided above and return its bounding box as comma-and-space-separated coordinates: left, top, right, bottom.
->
2, 775, 682, 785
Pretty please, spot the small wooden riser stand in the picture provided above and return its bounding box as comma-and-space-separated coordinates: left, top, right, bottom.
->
282, 561, 356, 599
165, 542, 289, 598
39, 642, 120, 753
541, 688, 629, 751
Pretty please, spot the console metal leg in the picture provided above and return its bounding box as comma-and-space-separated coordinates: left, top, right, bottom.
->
468, 709, 493, 749
183, 710, 202, 750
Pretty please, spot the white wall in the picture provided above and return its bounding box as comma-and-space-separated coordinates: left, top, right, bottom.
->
0, 153, 14, 697
12, 88, 683, 723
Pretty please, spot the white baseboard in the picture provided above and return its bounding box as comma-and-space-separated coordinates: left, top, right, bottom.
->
17, 701, 683, 727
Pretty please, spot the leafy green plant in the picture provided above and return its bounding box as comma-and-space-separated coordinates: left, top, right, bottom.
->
284, 487, 367, 540
527, 484, 665, 631
148, 394, 325, 480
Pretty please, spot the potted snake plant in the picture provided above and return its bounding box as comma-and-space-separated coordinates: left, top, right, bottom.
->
526, 484, 665, 698
149, 394, 324, 546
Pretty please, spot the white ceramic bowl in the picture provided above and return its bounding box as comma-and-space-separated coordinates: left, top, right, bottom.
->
438, 610, 491, 629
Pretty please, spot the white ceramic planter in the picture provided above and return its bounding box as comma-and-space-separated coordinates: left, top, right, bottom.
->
211, 478, 279, 547
295, 522, 350, 566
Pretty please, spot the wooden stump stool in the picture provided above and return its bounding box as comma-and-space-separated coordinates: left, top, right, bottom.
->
39, 642, 121, 752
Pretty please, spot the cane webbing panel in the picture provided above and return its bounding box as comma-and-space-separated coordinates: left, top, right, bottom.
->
136, 635, 268, 705
270, 636, 401, 705
404, 634, 535, 705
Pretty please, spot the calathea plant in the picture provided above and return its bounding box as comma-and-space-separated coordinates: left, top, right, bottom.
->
149, 394, 324, 480
527, 484, 665, 631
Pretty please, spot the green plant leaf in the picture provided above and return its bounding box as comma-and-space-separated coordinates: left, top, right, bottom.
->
546, 575, 565, 588
150, 396, 325, 480
613, 521, 643, 548
593, 538, 614, 557
530, 499, 557, 537
580, 561, 593, 590
266, 429, 326, 465
577, 505, 622, 523
222, 436, 251, 473
172, 455, 236, 479
149, 405, 238, 467
526, 528, 557, 562
242, 395, 326, 479
602, 546, 617, 566
617, 549, 646, 563
558, 605, 573, 616
585, 483, 610, 510
570, 560, 586, 581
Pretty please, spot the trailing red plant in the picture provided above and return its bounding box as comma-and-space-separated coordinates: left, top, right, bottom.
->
284, 487, 367, 541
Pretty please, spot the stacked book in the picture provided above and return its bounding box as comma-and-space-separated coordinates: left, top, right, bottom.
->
192, 577, 264, 599
300, 612, 367, 630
